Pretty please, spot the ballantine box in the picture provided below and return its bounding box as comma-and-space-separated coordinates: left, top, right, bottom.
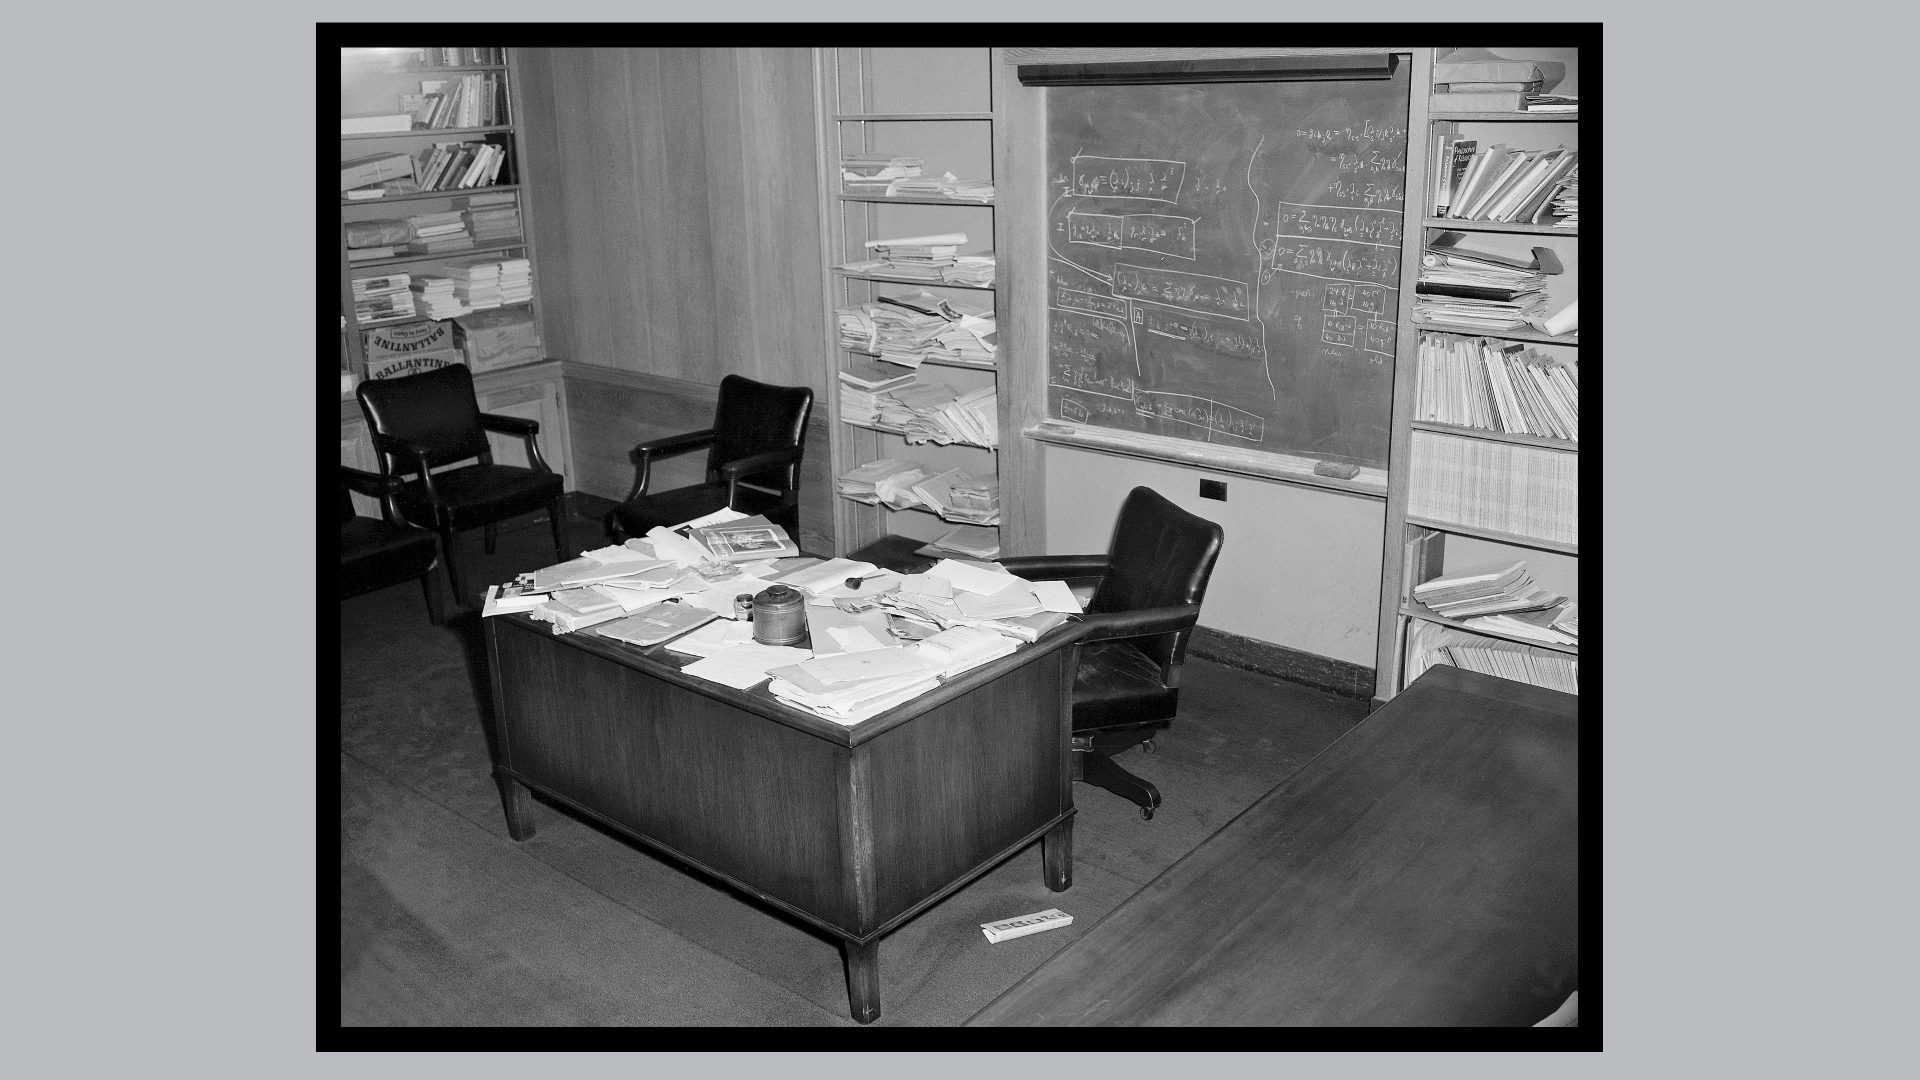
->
362, 320, 462, 380
453, 308, 543, 373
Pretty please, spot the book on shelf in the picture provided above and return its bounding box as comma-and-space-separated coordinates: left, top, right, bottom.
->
1464, 606, 1577, 647
340, 114, 414, 135
1432, 137, 1477, 216
340, 151, 415, 191
1408, 430, 1577, 546
1430, 91, 1535, 113
1432, 48, 1566, 90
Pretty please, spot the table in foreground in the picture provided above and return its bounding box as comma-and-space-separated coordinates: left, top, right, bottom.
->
968, 665, 1578, 1027
483, 610, 1084, 1023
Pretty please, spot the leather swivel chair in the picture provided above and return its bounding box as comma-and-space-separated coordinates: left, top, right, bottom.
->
605, 374, 814, 542
355, 363, 569, 605
998, 486, 1224, 819
340, 465, 443, 623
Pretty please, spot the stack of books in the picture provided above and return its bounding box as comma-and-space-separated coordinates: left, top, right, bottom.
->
408, 275, 468, 320
351, 273, 416, 325
416, 140, 507, 192
1431, 140, 1577, 225
1415, 331, 1577, 442
1406, 621, 1577, 694
1550, 167, 1578, 228
1429, 48, 1574, 114
884, 173, 995, 202
458, 192, 521, 243
1414, 233, 1552, 333
860, 233, 966, 281
404, 211, 474, 255
841, 154, 924, 195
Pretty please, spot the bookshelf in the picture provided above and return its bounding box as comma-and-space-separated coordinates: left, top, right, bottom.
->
813, 48, 1030, 563
1375, 47, 1581, 703
336, 47, 546, 394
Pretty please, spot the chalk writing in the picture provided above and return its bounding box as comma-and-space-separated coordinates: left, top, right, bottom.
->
1069, 155, 1187, 203
1141, 309, 1266, 362
1111, 263, 1249, 319
1270, 240, 1400, 286
1132, 390, 1265, 443
1053, 289, 1130, 321
1321, 314, 1357, 348
1066, 211, 1198, 260
1273, 203, 1404, 245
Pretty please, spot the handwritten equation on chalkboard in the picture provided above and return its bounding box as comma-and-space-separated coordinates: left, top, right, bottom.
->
1045, 71, 1409, 468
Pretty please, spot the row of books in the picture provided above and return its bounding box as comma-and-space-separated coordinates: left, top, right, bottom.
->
1407, 430, 1577, 547
836, 292, 996, 369
1550, 170, 1578, 228
415, 140, 510, 192
1406, 620, 1577, 694
1413, 234, 1552, 333
840, 379, 998, 449
1430, 139, 1577, 224
409, 256, 533, 319
1411, 559, 1575, 646
416, 48, 505, 67
833, 459, 1001, 525
351, 273, 417, 326
1415, 332, 1578, 442
404, 72, 508, 130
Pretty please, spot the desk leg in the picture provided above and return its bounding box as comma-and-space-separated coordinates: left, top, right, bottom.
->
842, 938, 881, 1024
1042, 816, 1073, 892
494, 774, 536, 841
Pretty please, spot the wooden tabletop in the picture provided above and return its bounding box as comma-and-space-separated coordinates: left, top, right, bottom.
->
968, 665, 1579, 1026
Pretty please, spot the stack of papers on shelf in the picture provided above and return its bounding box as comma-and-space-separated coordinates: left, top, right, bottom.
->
859, 233, 966, 280
1463, 606, 1577, 646
408, 275, 469, 319
1412, 560, 1565, 620
944, 253, 996, 287
1414, 235, 1551, 333
870, 382, 998, 448
918, 524, 1001, 560
885, 172, 995, 202
834, 458, 931, 508
909, 468, 1001, 525
841, 154, 924, 194
351, 273, 416, 325
840, 357, 919, 392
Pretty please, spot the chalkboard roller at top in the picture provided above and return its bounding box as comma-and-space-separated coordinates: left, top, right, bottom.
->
1017, 54, 1395, 86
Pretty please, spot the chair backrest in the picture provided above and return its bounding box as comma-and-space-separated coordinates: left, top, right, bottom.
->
705, 374, 815, 486
356, 364, 492, 477
1086, 486, 1226, 673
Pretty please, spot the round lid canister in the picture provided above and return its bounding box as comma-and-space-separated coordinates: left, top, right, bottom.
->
751, 585, 807, 646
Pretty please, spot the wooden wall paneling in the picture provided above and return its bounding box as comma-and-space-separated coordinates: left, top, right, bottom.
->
561, 363, 836, 557
992, 48, 1048, 558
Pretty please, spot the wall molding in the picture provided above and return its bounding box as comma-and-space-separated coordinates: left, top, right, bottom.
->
1188, 626, 1374, 701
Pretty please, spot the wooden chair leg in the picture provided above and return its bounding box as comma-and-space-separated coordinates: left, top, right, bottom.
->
437, 531, 467, 608
420, 567, 444, 624
483, 521, 498, 555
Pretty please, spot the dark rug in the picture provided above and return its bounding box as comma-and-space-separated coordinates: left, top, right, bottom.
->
337, 510, 1369, 1028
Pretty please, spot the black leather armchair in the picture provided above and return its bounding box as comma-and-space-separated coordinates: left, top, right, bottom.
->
606, 374, 814, 542
340, 465, 443, 623
998, 486, 1225, 819
355, 363, 569, 605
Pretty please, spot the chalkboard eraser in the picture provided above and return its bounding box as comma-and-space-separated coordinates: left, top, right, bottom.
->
1313, 461, 1361, 480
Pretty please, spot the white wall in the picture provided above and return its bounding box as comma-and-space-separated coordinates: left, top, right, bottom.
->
1040, 445, 1384, 666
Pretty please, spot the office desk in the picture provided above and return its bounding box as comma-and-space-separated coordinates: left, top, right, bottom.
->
483, 610, 1085, 1023
969, 665, 1578, 1027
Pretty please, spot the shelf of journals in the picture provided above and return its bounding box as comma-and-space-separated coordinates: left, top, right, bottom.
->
341, 183, 523, 208
1403, 516, 1577, 557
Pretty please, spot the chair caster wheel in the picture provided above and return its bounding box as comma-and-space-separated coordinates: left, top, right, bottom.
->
1141, 739, 1156, 755
1140, 806, 1154, 821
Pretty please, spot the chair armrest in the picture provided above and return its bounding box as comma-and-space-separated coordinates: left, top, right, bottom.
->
1076, 603, 1200, 644
339, 464, 400, 499
477, 411, 539, 437
997, 554, 1110, 581
625, 428, 718, 501
478, 412, 553, 474
368, 432, 435, 475
720, 447, 802, 488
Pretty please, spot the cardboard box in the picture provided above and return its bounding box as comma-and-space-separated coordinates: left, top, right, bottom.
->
453, 308, 543, 373
361, 320, 462, 380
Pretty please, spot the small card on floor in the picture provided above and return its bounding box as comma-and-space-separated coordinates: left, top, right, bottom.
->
980, 908, 1072, 943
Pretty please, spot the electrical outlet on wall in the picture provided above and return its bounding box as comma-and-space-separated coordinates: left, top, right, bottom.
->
1200, 479, 1227, 501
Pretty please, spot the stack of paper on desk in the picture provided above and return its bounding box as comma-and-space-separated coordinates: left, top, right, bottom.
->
913, 625, 1018, 677
767, 649, 943, 724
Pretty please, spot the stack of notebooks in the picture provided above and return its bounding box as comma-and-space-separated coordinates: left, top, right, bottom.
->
404, 210, 474, 255
1415, 331, 1578, 442
351, 273, 416, 325
841, 154, 924, 195
417, 256, 532, 312
884, 172, 995, 202
1414, 232, 1554, 333
1405, 621, 1577, 694
408, 275, 467, 320
1429, 48, 1576, 114
859, 233, 966, 281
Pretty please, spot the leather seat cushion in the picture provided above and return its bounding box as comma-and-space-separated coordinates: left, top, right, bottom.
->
393, 465, 562, 532
1071, 639, 1177, 732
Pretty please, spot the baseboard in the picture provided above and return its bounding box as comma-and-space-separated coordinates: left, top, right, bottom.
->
1188, 626, 1374, 701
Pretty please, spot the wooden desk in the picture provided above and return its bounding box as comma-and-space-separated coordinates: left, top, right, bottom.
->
968, 665, 1578, 1027
483, 611, 1084, 1023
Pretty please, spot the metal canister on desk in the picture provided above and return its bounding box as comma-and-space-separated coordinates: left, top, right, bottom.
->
750, 585, 807, 646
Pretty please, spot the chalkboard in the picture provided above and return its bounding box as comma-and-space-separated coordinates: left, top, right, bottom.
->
1042, 66, 1410, 470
